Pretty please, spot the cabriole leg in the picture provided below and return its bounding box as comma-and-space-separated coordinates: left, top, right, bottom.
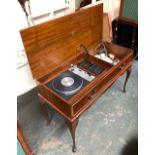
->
123, 67, 131, 93
66, 118, 79, 152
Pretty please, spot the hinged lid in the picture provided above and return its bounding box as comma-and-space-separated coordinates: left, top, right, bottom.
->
20, 3, 103, 79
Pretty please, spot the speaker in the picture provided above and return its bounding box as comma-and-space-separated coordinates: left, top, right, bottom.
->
112, 18, 138, 59
112, 0, 138, 59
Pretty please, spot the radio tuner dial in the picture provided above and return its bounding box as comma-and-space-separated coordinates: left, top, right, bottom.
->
68, 65, 95, 82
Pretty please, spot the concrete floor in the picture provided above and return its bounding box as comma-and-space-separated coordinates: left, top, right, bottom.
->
17, 60, 138, 155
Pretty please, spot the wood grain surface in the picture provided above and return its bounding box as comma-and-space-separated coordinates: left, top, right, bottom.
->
20, 4, 103, 79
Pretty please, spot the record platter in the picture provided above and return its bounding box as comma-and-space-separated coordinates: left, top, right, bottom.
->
46, 70, 89, 100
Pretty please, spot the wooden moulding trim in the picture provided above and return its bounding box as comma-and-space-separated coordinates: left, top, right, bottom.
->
103, 13, 111, 41
72, 62, 132, 120
119, 17, 138, 25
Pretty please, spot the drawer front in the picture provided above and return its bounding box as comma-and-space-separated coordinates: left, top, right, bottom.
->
73, 67, 122, 115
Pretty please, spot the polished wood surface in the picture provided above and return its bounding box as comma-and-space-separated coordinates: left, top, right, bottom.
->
20, 4, 133, 152
66, 118, 79, 152
37, 44, 133, 123
20, 4, 103, 79
102, 13, 111, 42
37, 45, 133, 152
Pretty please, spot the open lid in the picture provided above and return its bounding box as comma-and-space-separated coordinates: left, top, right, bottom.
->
20, 3, 103, 80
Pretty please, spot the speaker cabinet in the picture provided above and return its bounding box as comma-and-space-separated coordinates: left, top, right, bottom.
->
112, 18, 138, 59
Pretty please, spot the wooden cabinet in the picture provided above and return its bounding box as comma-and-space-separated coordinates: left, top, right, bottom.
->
20, 4, 133, 152
112, 17, 138, 59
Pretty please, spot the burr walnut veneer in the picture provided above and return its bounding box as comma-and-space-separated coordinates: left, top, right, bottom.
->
20, 4, 133, 152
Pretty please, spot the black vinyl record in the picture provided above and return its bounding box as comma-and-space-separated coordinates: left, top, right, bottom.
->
52, 71, 83, 95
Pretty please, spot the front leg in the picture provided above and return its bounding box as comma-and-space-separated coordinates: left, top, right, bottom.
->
123, 67, 131, 93
66, 118, 79, 152
38, 95, 51, 126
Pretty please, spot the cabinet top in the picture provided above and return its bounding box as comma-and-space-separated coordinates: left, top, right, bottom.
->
20, 3, 103, 80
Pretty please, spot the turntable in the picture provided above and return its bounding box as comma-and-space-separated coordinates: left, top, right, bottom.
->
46, 70, 89, 100
46, 59, 106, 100
20, 3, 133, 153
